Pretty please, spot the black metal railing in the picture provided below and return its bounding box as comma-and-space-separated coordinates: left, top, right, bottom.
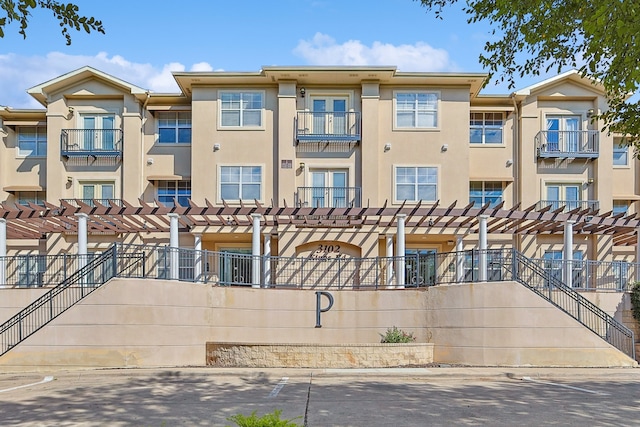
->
535, 130, 599, 158
536, 200, 599, 212
60, 129, 123, 157
295, 187, 362, 208
0, 245, 145, 357
296, 111, 361, 143
60, 199, 124, 208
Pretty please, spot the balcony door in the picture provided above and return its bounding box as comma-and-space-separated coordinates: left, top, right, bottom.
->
82, 114, 115, 151
80, 182, 115, 205
546, 115, 580, 152
311, 97, 347, 136
310, 170, 348, 207
546, 184, 580, 211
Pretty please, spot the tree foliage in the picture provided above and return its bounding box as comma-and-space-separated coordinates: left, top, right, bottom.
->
0, 0, 104, 45
417, 0, 640, 150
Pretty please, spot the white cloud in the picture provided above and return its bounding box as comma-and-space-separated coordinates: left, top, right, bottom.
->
0, 52, 215, 108
293, 33, 456, 72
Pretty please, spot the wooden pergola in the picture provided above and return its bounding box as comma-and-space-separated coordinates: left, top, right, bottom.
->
0, 199, 639, 245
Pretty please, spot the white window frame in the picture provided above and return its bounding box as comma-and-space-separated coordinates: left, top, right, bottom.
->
613, 201, 629, 216
17, 126, 47, 158
157, 180, 191, 207
218, 165, 264, 203
470, 112, 504, 144
77, 180, 117, 201
218, 90, 265, 129
469, 181, 504, 207
613, 142, 629, 167
393, 90, 440, 130
157, 111, 192, 144
16, 191, 46, 206
393, 165, 439, 203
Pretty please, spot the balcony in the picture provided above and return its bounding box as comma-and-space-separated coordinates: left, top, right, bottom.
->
61, 129, 123, 158
296, 187, 362, 208
296, 111, 360, 149
60, 199, 124, 208
536, 200, 599, 212
535, 130, 599, 159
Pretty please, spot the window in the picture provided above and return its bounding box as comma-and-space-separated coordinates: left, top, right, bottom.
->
545, 183, 581, 210
545, 115, 580, 151
220, 166, 262, 201
81, 114, 116, 150
613, 143, 628, 166
395, 167, 437, 202
613, 201, 629, 216
18, 126, 47, 157
395, 92, 438, 128
220, 91, 263, 127
158, 112, 191, 143
470, 112, 503, 144
469, 182, 503, 207
80, 182, 115, 205
16, 191, 46, 206
158, 181, 191, 207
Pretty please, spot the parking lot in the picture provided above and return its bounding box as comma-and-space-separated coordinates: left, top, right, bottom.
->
0, 367, 639, 426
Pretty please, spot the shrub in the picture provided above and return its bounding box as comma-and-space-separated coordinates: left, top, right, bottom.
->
380, 326, 416, 343
630, 282, 640, 323
227, 409, 301, 427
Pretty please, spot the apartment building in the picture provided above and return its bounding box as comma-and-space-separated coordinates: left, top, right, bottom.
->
0, 66, 638, 280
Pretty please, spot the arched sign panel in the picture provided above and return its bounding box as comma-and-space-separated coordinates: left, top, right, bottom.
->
296, 241, 361, 259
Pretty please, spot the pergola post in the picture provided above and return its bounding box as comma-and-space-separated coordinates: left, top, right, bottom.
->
386, 234, 394, 288
456, 236, 464, 283
478, 215, 488, 281
193, 233, 202, 283
0, 218, 6, 287
396, 214, 406, 289
168, 213, 180, 280
263, 231, 271, 288
251, 214, 261, 288
564, 220, 575, 288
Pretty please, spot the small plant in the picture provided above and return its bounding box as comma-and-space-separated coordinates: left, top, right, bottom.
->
227, 409, 301, 427
630, 282, 640, 323
380, 326, 416, 343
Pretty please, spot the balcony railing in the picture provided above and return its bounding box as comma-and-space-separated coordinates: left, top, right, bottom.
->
61, 129, 123, 157
296, 111, 361, 143
535, 130, 599, 158
536, 200, 599, 212
296, 187, 362, 208
60, 199, 124, 208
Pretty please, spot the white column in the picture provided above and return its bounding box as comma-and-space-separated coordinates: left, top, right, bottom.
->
478, 215, 488, 281
386, 234, 394, 289
251, 214, 261, 288
396, 214, 406, 289
0, 218, 6, 287
455, 236, 464, 283
75, 213, 89, 286
563, 220, 575, 288
263, 232, 271, 288
168, 213, 179, 280
194, 233, 202, 283
636, 228, 640, 282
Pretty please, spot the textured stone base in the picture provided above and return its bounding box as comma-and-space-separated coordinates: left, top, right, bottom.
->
206, 342, 434, 368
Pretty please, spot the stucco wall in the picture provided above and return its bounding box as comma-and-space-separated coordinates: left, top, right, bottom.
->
0, 278, 635, 371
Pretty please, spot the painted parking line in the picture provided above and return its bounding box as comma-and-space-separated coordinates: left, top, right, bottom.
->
268, 377, 289, 398
522, 376, 609, 395
0, 376, 54, 393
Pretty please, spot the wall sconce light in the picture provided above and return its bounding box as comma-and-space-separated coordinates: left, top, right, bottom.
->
587, 108, 595, 118
147, 157, 154, 165
300, 162, 305, 170
66, 176, 73, 183
441, 144, 449, 152
300, 87, 306, 98
587, 178, 595, 184
213, 143, 221, 151
384, 143, 392, 152
428, 218, 434, 227
506, 159, 513, 167
68, 106, 74, 115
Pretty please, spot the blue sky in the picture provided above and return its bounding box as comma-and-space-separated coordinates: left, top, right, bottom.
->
0, 0, 559, 108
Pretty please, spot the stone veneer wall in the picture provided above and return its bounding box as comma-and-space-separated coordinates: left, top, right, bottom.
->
206, 343, 434, 368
